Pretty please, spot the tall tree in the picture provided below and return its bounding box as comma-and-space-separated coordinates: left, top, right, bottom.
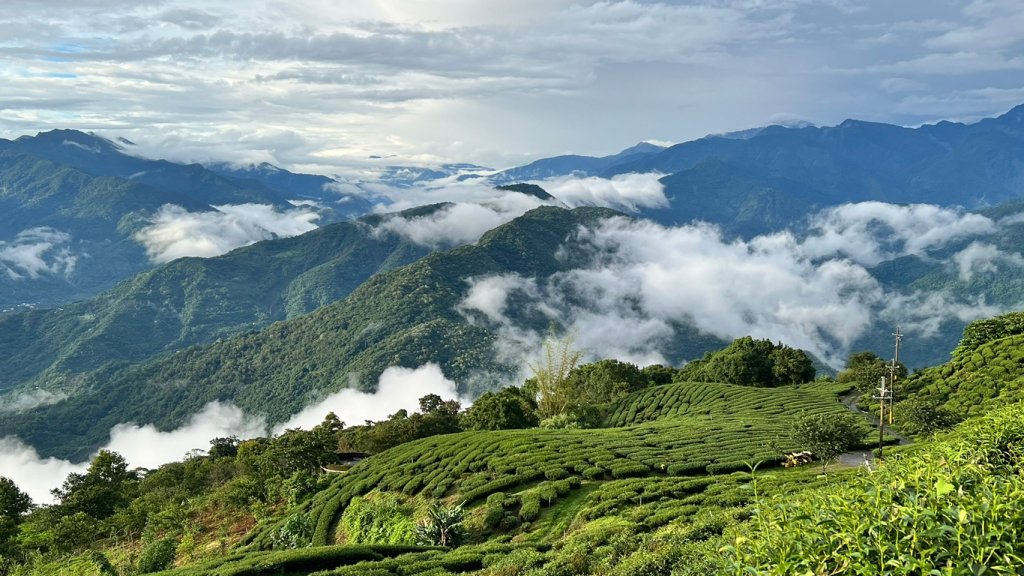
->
529, 331, 584, 419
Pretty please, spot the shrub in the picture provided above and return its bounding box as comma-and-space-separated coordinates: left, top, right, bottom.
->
138, 536, 177, 574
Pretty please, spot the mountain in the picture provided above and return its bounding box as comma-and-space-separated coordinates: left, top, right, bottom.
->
601, 105, 1024, 235
487, 142, 666, 184
0, 207, 438, 397
376, 163, 492, 187
0, 130, 374, 309
0, 206, 725, 459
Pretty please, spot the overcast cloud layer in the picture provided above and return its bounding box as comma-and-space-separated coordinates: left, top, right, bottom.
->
1, 1, 1022, 174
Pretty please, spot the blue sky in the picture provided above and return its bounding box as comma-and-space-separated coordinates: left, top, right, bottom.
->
1, 0, 1022, 174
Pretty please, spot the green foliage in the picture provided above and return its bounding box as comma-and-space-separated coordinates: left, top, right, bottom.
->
891, 396, 958, 437
150, 544, 434, 576
604, 380, 847, 427
339, 398, 462, 454
339, 494, 417, 545
835, 350, 907, 394
414, 503, 465, 547
273, 513, 313, 550
461, 387, 538, 431
793, 412, 863, 473
725, 403, 1024, 574
531, 331, 584, 419
138, 537, 178, 574
901, 325, 1024, 422
676, 337, 814, 387
51, 450, 137, 521
565, 359, 647, 407
0, 478, 31, 521
952, 311, 1024, 361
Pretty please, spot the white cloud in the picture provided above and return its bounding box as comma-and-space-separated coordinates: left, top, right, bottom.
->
458, 202, 1015, 370
372, 202, 536, 248
802, 202, 996, 266
134, 203, 320, 263
952, 240, 1024, 281
1, 363, 463, 505
0, 389, 67, 413
275, 363, 465, 432
534, 173, 668, 212
0, 228, 77, 280
105, 401, 269, 470
0, 437, 86, 506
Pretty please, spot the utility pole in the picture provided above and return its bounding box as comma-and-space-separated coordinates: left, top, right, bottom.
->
873, 327, 904, 459
873, 375, 891, 459
889, 326, 903, 424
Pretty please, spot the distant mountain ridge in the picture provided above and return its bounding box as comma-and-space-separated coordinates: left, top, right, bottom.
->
486, 141, 667, 184
618, 105, 1024, 234
0, 130, 374, 309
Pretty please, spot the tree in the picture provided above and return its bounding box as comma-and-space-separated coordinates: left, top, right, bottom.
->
640, 364, 676, 385
530, 331, 584, 419
565, 359, 646, 407
414, 502, 465, 547
462, 386, 539, 431
794, 412, 864, 474
678, 337, 815, 387
0, 477, 30, 522
0, 477, 31, 556
52, 450, 137, 520
836, 351, 907, 394
770, 346, 815, 385
892, 398, 958, 437
208, 436, 240, 459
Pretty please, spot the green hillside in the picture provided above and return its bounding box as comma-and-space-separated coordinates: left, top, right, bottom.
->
0, 210, 430, 395
8, 318, 1024, 575
603, 380, 850, 427
0, 206, 649, 458
900, 312, 1024, 421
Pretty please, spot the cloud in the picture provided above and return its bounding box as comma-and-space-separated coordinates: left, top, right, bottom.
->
0, 227, 77, 280
105, 401, 269, 470
801, 202, 996, 266
534, 173, 668, 212
2, 0, 1018, 174
275, 363, 465, 432
0, 389, 68, 413
457, 202, 1015, 370
0, 437, 86, 506
134, 203, 320, 263
952, 240, 1024, 281
1, 363, 463, 505
372, 201, 540, 248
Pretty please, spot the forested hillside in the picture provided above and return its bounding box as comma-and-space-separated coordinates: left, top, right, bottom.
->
3, 323, 1021, 575
0, 208, 432, 396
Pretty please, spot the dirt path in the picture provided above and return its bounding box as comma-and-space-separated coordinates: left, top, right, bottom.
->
836, 391, 910, 466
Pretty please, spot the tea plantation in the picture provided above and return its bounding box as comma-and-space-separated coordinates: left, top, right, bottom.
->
603, 380, 851, 427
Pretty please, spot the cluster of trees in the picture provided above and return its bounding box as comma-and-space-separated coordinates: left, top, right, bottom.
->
676, 337, 816, 387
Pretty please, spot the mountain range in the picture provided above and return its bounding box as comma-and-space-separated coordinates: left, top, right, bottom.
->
3, 105, 1024, 459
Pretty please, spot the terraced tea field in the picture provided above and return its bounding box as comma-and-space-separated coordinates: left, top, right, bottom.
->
604, 380, 849, 427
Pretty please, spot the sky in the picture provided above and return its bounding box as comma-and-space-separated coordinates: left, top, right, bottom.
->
2, 0, 1024, 175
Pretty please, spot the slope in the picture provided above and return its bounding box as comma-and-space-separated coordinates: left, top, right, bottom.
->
0, 208, 435, 396
0, 206, 651, 458
900, 312, 1024, 420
